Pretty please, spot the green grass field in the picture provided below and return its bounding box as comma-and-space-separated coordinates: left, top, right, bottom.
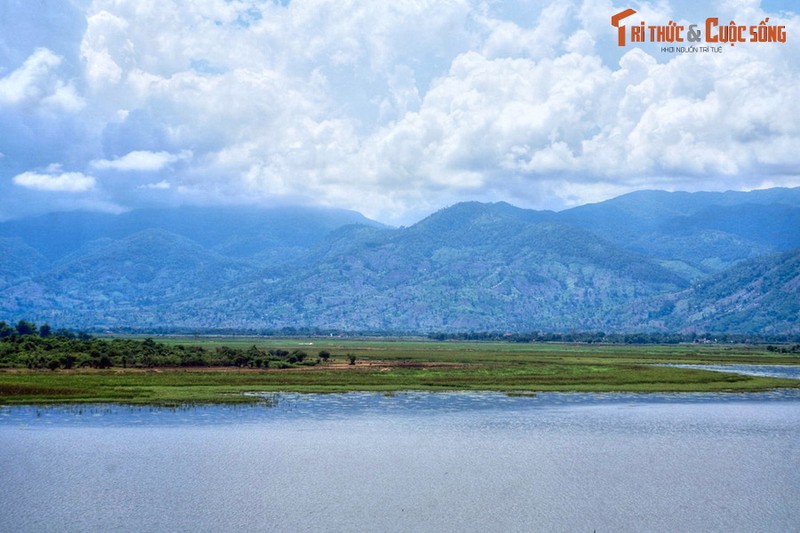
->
1, 338, 798, 405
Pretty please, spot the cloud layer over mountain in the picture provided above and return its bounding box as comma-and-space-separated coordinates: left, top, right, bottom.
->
2, 0, 799, 224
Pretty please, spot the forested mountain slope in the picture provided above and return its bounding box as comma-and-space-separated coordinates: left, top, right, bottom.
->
1, 188, 797, 334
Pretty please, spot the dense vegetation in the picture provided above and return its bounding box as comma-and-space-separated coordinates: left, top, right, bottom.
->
0, 321, 339, 370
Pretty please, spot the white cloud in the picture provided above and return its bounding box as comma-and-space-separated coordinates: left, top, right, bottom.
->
1, 0, 799, 223
0, 48, 61, 105
480, 2, 573, 60
80, 10, 129, 89
92, 150, 192, 171
353, 7, 800, 220
40, 81, 85, 113
13, 168, 96, 192
0, 48, 84, 113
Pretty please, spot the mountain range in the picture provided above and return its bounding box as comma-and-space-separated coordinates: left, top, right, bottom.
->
1, 188, 799, 334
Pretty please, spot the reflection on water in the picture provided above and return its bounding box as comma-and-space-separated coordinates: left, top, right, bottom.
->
2, 391, 799, 532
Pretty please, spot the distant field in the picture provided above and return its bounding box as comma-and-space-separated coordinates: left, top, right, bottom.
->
155, 336, 800, 363
1, 338, 799, 405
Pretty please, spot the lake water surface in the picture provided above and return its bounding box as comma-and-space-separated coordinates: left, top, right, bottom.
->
2, 390, 799, 532
663, 363, 800, 380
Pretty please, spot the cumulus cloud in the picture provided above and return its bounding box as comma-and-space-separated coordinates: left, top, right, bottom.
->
13, 166, 96, 192
351, 4, 800, 219
0, 48, 84, 113
0, 48, 61, 105
1, 0, 799, 223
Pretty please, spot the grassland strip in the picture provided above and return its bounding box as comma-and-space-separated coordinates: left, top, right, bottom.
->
1, 340, 798, 405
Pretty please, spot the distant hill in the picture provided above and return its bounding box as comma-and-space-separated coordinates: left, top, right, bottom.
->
0, 205, 382, 261
660, 248, 800, 335
0, 237, 48, 290
1, 188, 798, 334
557, 188, 800, 277
1, 230, 258, 328
184, 203, 687, 332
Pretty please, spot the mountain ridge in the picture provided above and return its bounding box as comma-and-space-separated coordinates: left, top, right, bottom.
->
1, 187, 798, 333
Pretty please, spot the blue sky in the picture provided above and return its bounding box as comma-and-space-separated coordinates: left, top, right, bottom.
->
1, 0, 798, 224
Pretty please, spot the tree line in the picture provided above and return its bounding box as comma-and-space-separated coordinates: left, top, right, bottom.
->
0, 321, 345, 370
0, 320, 89, 340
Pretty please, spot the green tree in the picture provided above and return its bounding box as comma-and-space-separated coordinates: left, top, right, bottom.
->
319, 350, 331, 363
216, 346, 238, 366
16, 320, 38, 336
53, 328, 76, 339
60, 354, 78, 369
39, 324, 52, 338
0, 321, 14, 338
347, 354, 357, 365
233, 350, 251, 367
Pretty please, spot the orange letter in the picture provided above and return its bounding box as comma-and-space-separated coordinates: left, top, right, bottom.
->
612, 9, 638, 46
706, 17, 719, 43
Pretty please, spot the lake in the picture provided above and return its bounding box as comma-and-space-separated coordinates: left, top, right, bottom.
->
2, 390, 800, 532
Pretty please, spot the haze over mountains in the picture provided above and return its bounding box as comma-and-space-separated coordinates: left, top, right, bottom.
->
2, 188, 799, 335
